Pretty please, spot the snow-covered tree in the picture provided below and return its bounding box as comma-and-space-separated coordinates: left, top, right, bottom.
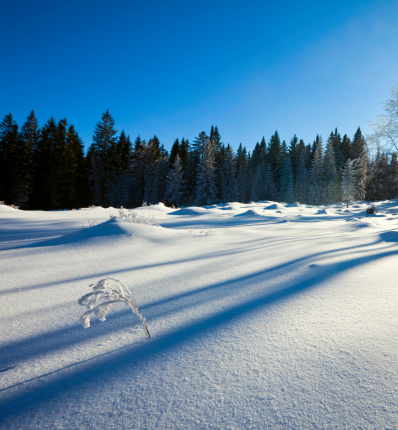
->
341, 159, 357, 207
322, 139, 337, 203
353, 149, 369, 201
308, 144, 323, 205
370, 85, 398, 154
166, 155, 185, 207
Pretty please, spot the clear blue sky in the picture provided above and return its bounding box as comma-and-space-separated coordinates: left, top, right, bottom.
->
1, 0, 397, 153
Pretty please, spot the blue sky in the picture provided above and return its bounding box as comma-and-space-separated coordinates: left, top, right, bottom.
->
1, 0, 397, 153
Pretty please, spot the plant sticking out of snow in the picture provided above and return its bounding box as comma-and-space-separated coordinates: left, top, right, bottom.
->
78, 277, 151, 338
116, 206, 160, 227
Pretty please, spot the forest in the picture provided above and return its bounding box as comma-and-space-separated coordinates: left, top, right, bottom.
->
0, 109, 397, 211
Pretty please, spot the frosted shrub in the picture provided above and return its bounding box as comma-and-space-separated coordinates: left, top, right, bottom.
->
78, 277, 151, 338
116, 206, 159, 227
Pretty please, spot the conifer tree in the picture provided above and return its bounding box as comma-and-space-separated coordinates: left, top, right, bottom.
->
0, 114, 20, 204
288, 134, 300, 173
351, 127, 367, 160
31, 117, 57, 209
367, 148, 390, 201
322, 139, 338, 203
89, 110, 118, 206
279, 156, 294, 203
193, 131, 208, 154
169, 138, 180, 167
210, 125, 222, 151
268, 131, 283, 178
353, 149, 369, 201
179, 138, 189, 166
250, 166, 263, 202
308, 144, 324, 205
295, 149, 309, 203
263, 162, 278, 201
10, 111, 38, 208
341, 159, 357, 207
195, 138, 218, 206
218, 144, 237, 203
165, 154, 185, 207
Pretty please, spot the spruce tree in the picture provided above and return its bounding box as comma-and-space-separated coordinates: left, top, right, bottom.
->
308, 145, 324, 205
165, 155, 185, 207
0, 114, 20, 204
31, 117, 57, 209
351, 127, 367, 160
11, 111, 38, 208
279, 156, 294, 203
169, 138, 180, 167
341, 159, 357, 207
89, 110, 118, 206
218, 144, 237, 202
263, 162, 278, 201
195, 138, 218, 206
295, 149, 309, 204
322, 139, 338, 203
268, 131, 283, 178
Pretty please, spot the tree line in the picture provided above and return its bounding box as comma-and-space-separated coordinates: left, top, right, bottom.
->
1, 109, 397, 210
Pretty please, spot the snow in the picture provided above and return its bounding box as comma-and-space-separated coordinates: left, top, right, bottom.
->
0, 200, 397, 429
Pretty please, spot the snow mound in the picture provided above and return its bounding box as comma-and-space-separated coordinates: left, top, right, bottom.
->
284, 203, 300, 208
234, 209, 265, 217
315, 209, 329, 215
30, 218, 172, 247
264, 203, 285, 210
171, 207, 210, 216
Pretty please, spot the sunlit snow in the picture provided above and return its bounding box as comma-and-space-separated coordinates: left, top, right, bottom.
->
0, 201, 397, 429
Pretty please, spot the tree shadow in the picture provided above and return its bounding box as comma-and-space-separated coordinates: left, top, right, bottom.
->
1, 242, 396, 424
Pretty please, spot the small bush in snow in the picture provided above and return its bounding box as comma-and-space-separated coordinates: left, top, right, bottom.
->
78, 277, 151, 338
116, 206, 159, 227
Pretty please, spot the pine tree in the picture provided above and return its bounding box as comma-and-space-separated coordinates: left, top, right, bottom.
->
195, 138, 218, 206
308, 144, 324, 205
263, 162, 278, 201
351, 127, 367, 160
0, 114, 20, 204
31, 117, 57, 209
169, 138, 180, 167
193, 131, 208, 154
353, 149, 369, 201
165, 155, 185, 206
268, 131, 283, 178
329, 128, 345, 172
279, 156, 294, 203
250, 166, 263, 202
209, 125, 222, 151
219, 144, 237, 202
295, 149, 309, 204
322, 139, 338, 203
367, 148, 390, 201
341, 159, 357, 207
89, 110, 118, 206
10, 111, 38, 208
288, 134, 300, 173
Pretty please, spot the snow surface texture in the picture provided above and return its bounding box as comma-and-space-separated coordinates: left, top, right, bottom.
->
0, 201, 397, 429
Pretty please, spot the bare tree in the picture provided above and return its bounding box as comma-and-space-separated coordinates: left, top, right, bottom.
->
369, 86, 398, 154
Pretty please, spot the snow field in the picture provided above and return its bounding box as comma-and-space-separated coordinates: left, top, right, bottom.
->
0, 201, 397, 429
